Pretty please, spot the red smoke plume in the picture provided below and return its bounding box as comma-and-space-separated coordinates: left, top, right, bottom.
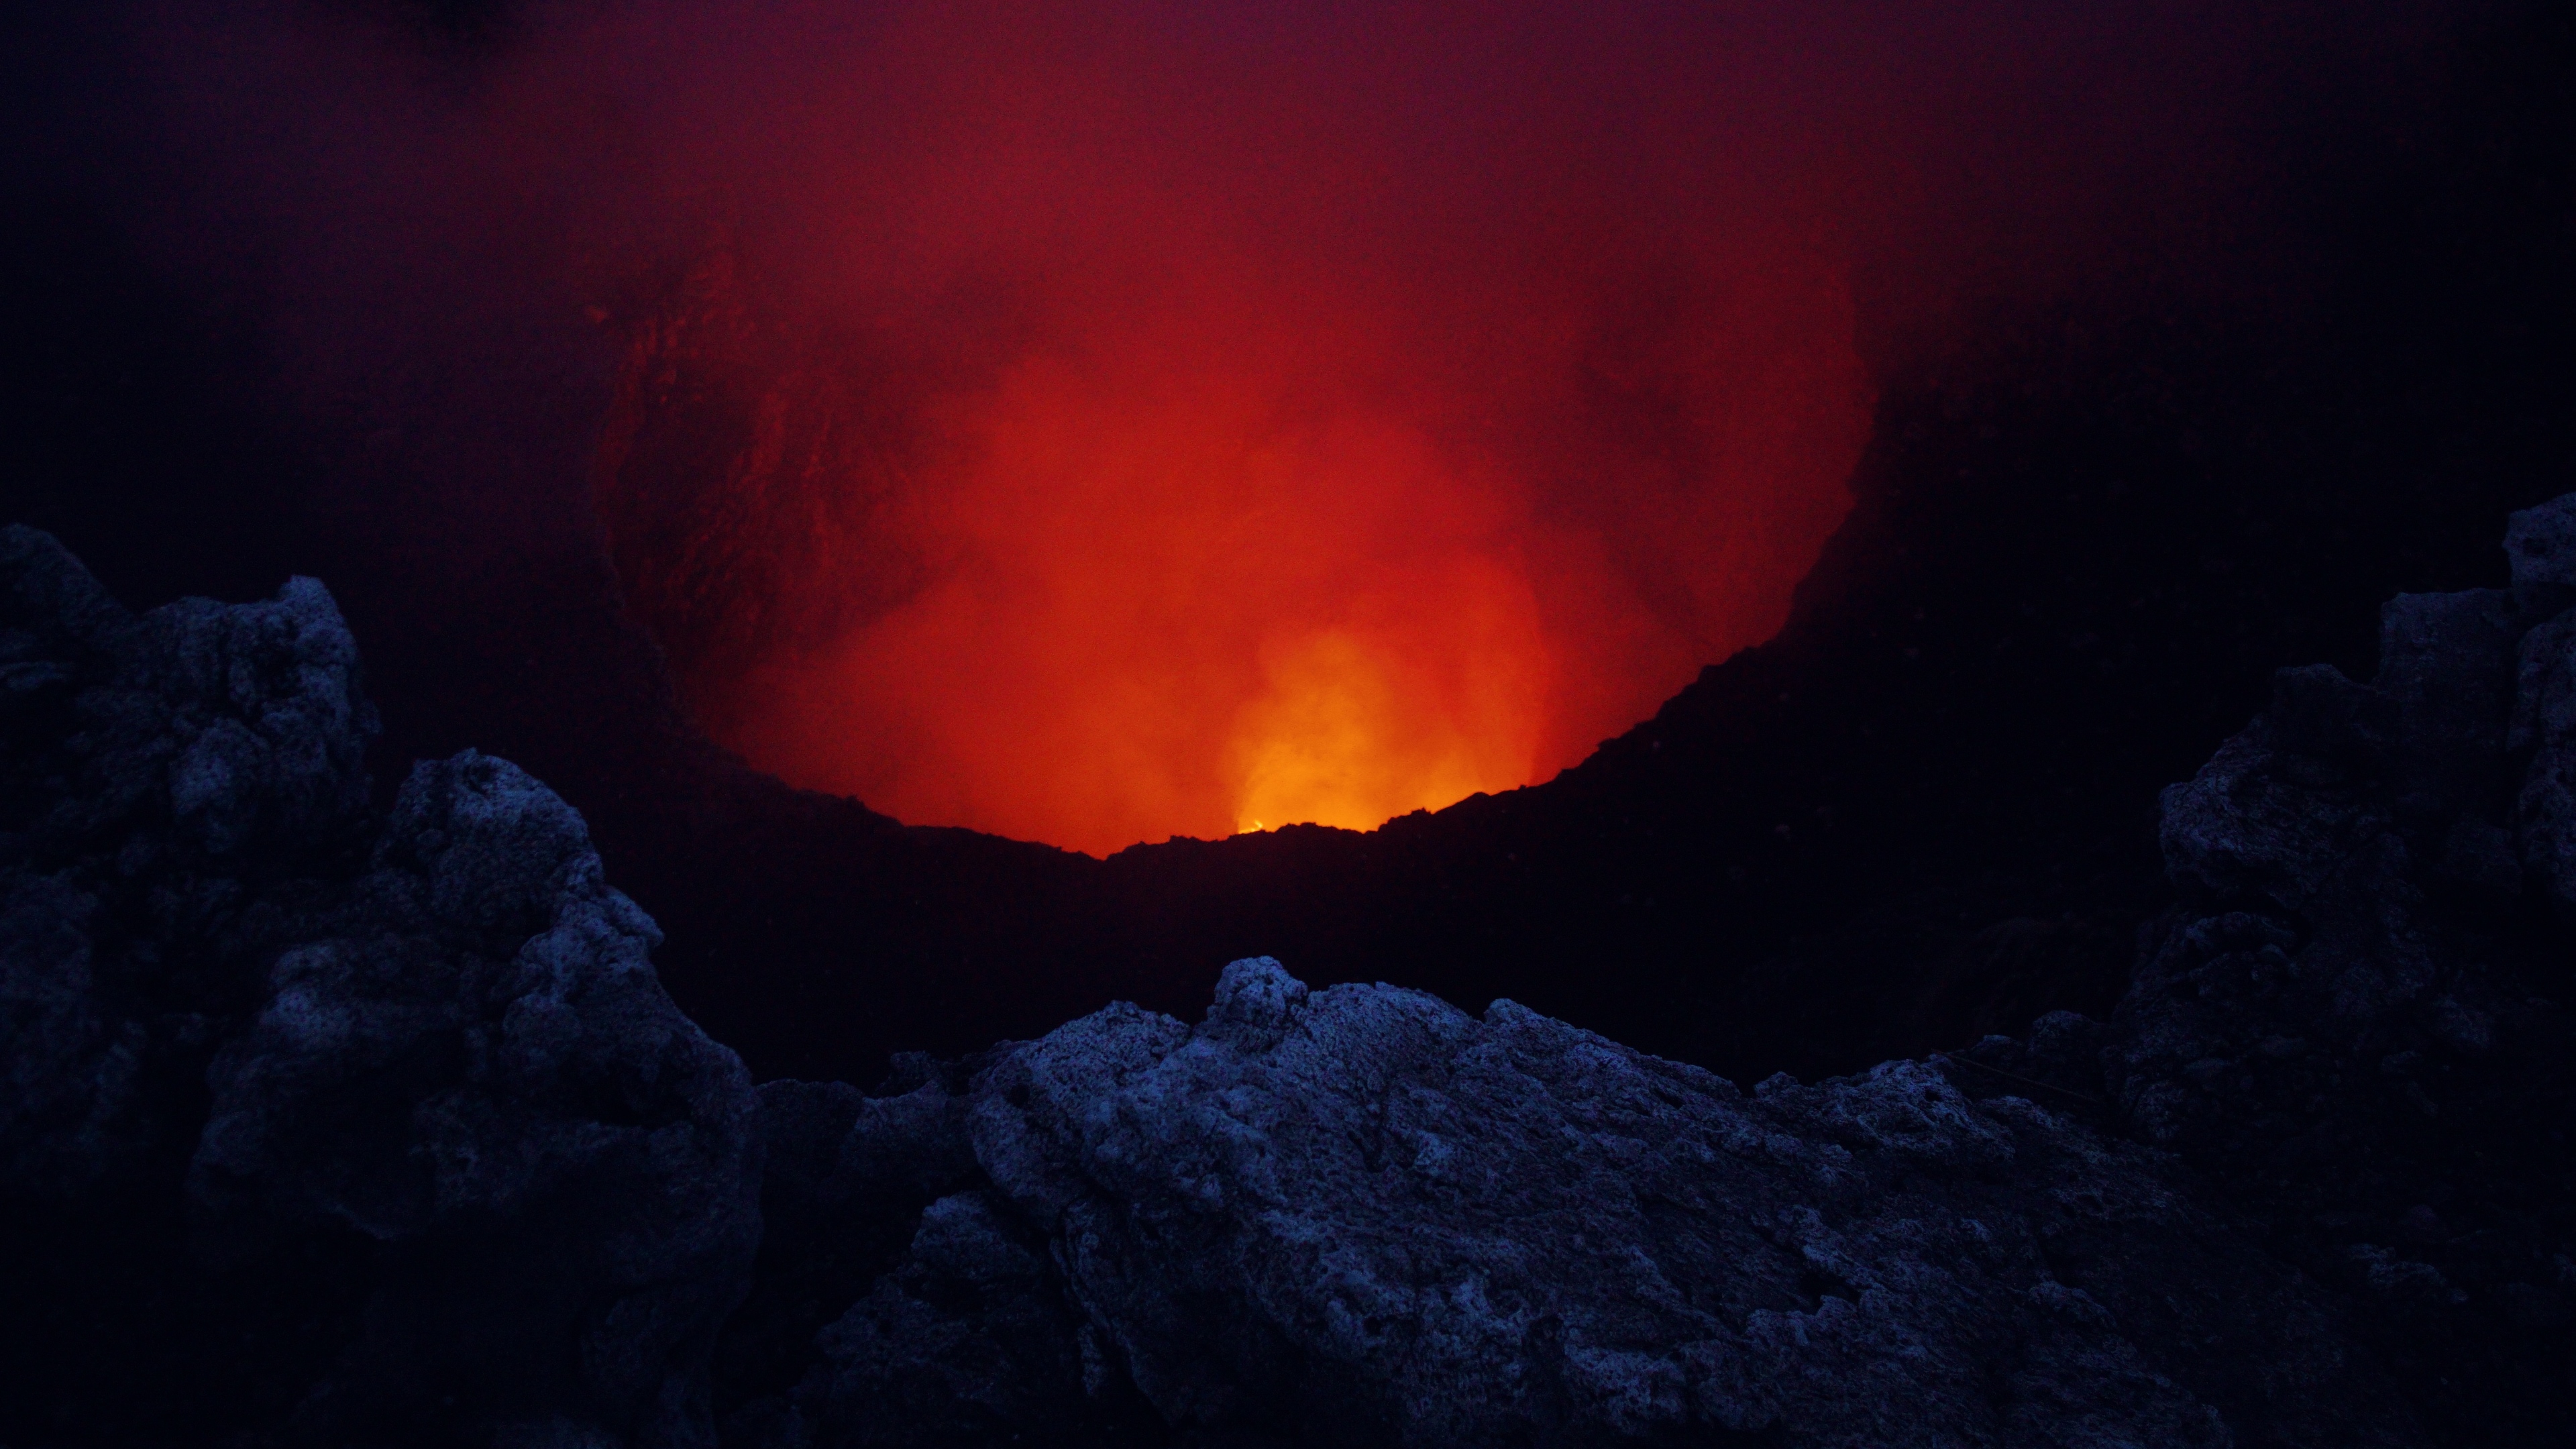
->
589, 1, 1877, 854
103, 0, 2444, 856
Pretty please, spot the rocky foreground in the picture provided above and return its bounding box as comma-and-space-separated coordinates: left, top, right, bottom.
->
4, 506, 2571, 1447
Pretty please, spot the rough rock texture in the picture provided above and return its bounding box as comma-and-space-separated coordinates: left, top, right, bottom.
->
728, 958, 2418, 1448
13, 492, 2576, 1447
2084, 494, 2576, 1444
724, 497, 2576, 1448
0, 526, 762, 1448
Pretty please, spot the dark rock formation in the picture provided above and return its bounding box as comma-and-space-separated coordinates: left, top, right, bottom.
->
11, 492, 2576, 1447
722, 955, 2420, 1447
722, 496, 2576, 1447
0, 526, 762, 1448
2082, 494, 2576, 1443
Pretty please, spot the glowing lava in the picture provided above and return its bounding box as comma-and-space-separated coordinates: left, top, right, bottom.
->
98, 0, 2434, 858
591, 1, 1874, 855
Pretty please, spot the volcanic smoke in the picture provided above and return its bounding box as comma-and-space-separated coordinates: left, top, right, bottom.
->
590, 1, 1874, 855
95, 0, 2408, 857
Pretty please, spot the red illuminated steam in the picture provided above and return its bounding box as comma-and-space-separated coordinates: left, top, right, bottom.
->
590, 1, 1872, 854
105, 0, 2436, 856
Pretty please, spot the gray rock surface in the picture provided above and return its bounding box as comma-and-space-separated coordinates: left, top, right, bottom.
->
13, 491, 2576, 1448
2097, 506, 2576, 1444
0, 526, 761, 1448
739, 496, 2576, 1448
189, 750, 763, 1448
3, 525, 375, 1197
2505, 492, 2576, 616
741, 957, 2412, 1448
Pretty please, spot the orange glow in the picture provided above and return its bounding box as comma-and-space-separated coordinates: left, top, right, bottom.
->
114, 0, 2413, 858
1230, 567, 1548, 838
590, 2, 1875, 856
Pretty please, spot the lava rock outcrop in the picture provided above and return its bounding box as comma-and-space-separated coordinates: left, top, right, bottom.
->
9, 494, 2576, 1447
737, 957, 2411, 1447
0, 526, 761, 1448
731, 497, 2576, 1446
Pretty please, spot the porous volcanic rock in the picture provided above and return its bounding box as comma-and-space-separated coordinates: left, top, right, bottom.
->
729, 496, 2576, 1448
731, 956, 2414, 1448
2074, 491, 2576, 1442
0, 526, 762, 1448
15, 488, 2576, 1448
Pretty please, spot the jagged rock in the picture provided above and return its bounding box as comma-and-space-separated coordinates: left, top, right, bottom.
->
190, 751, 763, 1447
760, 496, 2576, 1448
2504, 492, 2576, 616
2514, 606, 2576, 908
0, 527, 761, 1449
2102, 497, 2576, 1443
716, 1068, 996, 1445
15, 492, 2576, 1449
794, 1186, 1105, 1448
2375, 589, 2516, 820
766, 958, 2410, 1448
3, 525, 376, 1197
